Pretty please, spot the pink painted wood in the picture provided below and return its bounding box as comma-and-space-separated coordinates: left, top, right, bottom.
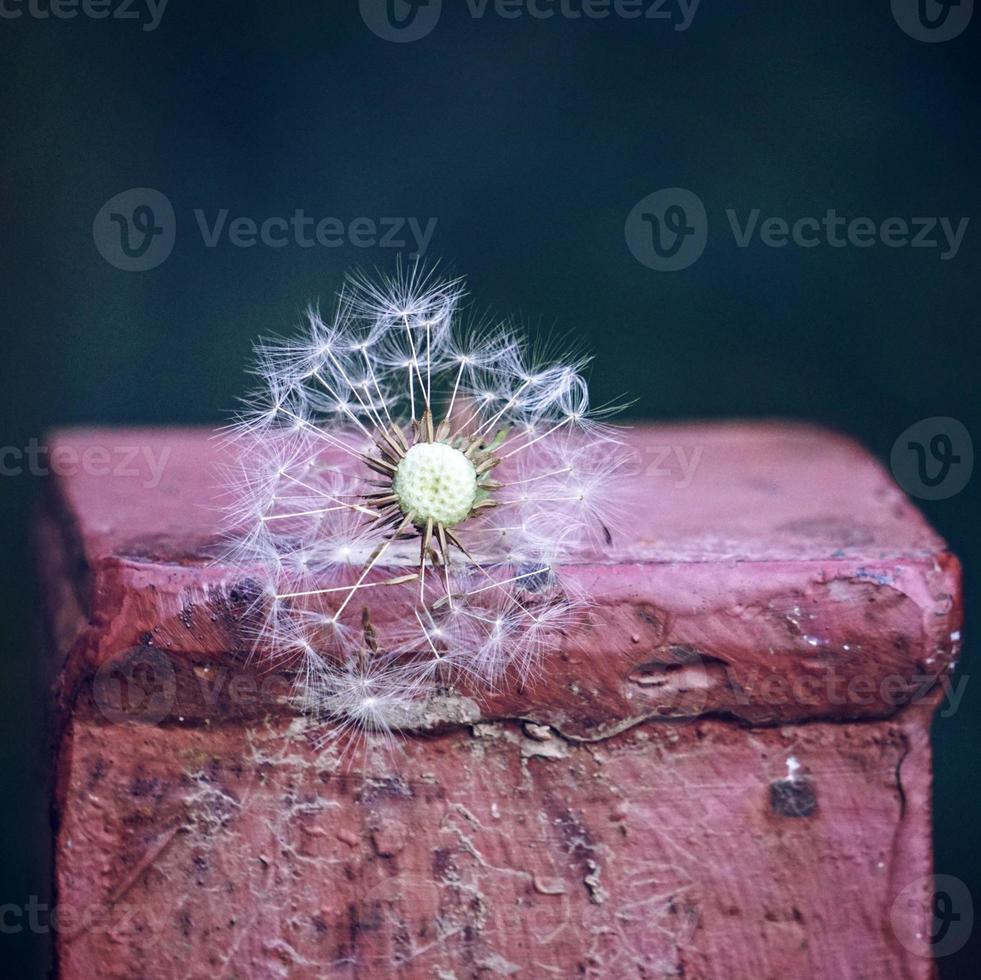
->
37, 423, 961, 979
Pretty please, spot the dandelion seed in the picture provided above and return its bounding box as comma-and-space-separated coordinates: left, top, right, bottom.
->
222, 263, 623, 747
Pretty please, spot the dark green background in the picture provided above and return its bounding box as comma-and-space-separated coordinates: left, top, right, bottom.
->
2, 2, 978, 976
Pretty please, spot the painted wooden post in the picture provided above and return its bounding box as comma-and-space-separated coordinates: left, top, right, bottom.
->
37, 424, 961, 978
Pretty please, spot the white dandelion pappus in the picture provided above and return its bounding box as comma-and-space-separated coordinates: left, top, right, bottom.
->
223, 265, 623, 746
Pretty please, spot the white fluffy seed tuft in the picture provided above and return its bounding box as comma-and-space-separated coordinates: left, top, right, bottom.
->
221, 262, 626, 751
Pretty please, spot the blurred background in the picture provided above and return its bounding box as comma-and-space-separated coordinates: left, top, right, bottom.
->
1, 1, 978, 975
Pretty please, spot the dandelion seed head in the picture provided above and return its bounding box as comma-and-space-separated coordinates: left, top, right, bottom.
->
393, 442, 478, 526
222, 263, 622, 746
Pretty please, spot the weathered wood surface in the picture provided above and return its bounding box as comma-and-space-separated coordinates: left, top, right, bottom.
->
38, 423, 962, 979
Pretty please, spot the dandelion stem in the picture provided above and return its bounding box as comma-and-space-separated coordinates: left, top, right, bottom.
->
474, 378, 533, 437
506, 466, 574, 486
444, 358, 467, 427
360, 347, 397, 430
401, 312, 430, 418
310, 370, 377, 443
276, 573, 419, 601
262, 504, 372, 522
332, 513, 414, 622
457, 567, 549, 598
499, 416, 574, 459
278, 472, 374, 514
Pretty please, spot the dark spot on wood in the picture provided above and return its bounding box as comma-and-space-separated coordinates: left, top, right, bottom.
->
666, 645, 708, 665
129, 774, 165, 799
359, 776, 413, 803
432, 848, 454, 879
87, 758, 108, 789
770, 778, 817, 818
228, 578, 264, 608
343, 902, 360, 956
359, 901, 383, 931
420, 781, 447, 804
514, 562, 554, 593
636, 606, 661, 629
